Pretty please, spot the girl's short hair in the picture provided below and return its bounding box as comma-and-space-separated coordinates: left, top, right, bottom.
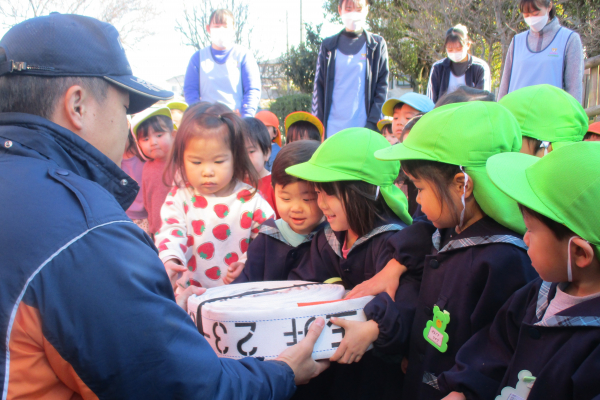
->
164, 102, 259, 191
125, 130, 144, 161
314, 180, 395, 237
243, 117, 271, 156
137, 115, 173, 140
435, 86, 496, 107
445, 24, 470, 48
209, 9, 235, 26
338, 0, 370, 8
271, 140, 320, 188
519, 204, 573, 240
287, 121, 322, 143
401, 160, 463, 224
381, 124, 392, 135
519, 0, 555, 20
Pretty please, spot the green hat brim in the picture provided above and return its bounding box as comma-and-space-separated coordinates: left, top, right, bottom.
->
286, 162, 361, 183
486, 152, 557, 222
550, 141, 576, 151
374, 142, 437, 162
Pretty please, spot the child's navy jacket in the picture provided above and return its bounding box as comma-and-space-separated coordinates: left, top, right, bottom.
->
402, 216, 538, 400
438, 278, 600, 400
234, 219, 326, 283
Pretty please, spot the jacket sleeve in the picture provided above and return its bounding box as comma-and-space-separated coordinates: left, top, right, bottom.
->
311, 43, 327, 124
389, 222, 435, 277
426, 63, 440, 103
366, 37, 389, 130
183, 51, 201, 105
563, 32, 584, 103
240, 49, 262, 117
436, 282, 538, 399
289, 231, 339, 283
497, 39, 514, 101
155, 187, 188, 265
234, 233, 267, 283
31, 221, 296, 399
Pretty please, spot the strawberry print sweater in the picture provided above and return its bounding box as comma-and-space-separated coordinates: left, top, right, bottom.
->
155, 181, 274, 289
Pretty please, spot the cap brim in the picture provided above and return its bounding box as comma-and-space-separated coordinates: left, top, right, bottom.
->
104, 75, 173, 114
377, 120, 392, 131
285, 112, 324, 138
374, 142, 438, 162
382, 99, 401, 117
286, 161, 361, 183
167, 101, 189, 112
550, 141, 577, 151
486, 152, 557, 220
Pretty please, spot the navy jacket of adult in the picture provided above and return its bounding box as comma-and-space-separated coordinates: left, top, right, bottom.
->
311, 29, 389, 133
426, 56, 490, 103
0, 112, 295, 399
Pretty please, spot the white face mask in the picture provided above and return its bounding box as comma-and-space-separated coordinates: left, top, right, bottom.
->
210, 27, 235, 49
524, 13, 549, 32
342, 11, 367, 33
447, 48, 468, 63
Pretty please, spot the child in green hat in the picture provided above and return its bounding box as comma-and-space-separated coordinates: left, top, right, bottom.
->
370, 101, 537, 400
438, 142, 600, 400
500, 84, 588, 157
286, 127, 436, 399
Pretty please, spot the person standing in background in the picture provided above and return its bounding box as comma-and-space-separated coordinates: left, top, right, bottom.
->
497, 0, 584, 102
427, 25, 491, 104
183, 9, 261, 117
312, 0, 389, 137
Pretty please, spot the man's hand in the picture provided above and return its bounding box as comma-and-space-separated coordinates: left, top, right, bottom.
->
164, 259, 187, 292
175, 285, 205, 312
345, 259, 407, 300
276, 318, 330, 385
329, 319, 379, 364
442, 392, 467, 400
223, 261, 245, 284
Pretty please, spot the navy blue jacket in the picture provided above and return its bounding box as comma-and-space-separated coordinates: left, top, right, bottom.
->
426, 56, 490, 103
234, 219, 325, 283
438, 279, 600, 400
312, 29, 389, 132
0, 113, 295, 399
402, 216, 538, 400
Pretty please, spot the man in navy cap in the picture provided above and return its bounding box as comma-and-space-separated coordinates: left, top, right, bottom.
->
0, 14, 327, 399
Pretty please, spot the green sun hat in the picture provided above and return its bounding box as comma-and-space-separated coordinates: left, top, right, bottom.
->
500, 84, 588, 150
285, 128, 412, 225
487, 142, 600, 255
375, 101, 526, 234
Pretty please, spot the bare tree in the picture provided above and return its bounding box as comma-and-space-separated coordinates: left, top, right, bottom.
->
0, 0, 157, 46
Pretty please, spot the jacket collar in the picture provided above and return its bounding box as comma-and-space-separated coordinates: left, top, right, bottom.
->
0, 112, 139, 210
325, 29, 377, 52
534, 281, 600, 328
259, 218, 326, 247
325, 218, 406, 258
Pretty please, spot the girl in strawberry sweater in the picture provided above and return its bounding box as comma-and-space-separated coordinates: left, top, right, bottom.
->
155, 103, 274, 291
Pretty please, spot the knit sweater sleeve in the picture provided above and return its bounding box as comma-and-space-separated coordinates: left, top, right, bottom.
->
497, 39, 515, 101
563, 32, 584, 103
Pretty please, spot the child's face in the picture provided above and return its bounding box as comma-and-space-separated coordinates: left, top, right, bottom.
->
382, 128, 399, 145
266, 126, 277, 141
275, 182, 323, 235
523, 211, 569, 282
245, 139, 270, 176
138, 126, 173, 160
392, 104, 419, 140
184, 135, 235, 196
315, 188, 350, 232
408, 173, 460, 229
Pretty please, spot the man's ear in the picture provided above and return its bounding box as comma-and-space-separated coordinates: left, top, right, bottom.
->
573, 238, 596, 269
52, 85, 86, 134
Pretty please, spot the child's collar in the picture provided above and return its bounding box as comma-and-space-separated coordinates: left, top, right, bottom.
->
260, 219, 326, 247
325, 222, 406, 259
535, 281, 600, 328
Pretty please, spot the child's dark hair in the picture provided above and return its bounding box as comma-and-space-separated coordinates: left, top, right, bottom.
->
244, 117, 271, 156
519, 0, 555, 20
209, 9, 235, 25
519, 204, 573, 240
399, 114, 423, 142
401, 160, 463, 223
125, 130, 144, 161
164, 102, 259, 191
523, 136, 543, 152
287, 121, 322, 143
272, 141, 320, 188
315, 180, 394, 237
136, 115, 173, 140
338, 0, 370, 8
445, 24, 470, 47
380, 124, 392, 135
436, 86, 496, 107
584, 132, 600, 141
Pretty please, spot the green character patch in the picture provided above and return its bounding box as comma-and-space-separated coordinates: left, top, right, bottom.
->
423, 305, 450, 352
495, 370, 536, 400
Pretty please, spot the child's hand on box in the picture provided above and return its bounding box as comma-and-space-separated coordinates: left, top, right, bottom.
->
329, 318, 379, 364
223, 261, 245, 284
345, 259, 407, 300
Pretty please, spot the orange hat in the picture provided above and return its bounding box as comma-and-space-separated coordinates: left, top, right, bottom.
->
588, 121, 600, 135
285, 112, 324, 139
255, 110, 282, 146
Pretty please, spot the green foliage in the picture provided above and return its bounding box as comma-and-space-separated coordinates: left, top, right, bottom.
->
280, 24, 323, 93
268, 94, 312, 136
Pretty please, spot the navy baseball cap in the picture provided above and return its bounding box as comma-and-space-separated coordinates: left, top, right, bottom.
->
0, 13, 173, 114
382, 93, 435, 117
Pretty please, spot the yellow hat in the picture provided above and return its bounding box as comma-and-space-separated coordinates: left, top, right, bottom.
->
285, 111, 324, 138
131, 106, 172, 138
377, 119, 392, 132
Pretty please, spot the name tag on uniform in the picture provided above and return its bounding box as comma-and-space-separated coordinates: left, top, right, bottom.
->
422, 305, 450, 353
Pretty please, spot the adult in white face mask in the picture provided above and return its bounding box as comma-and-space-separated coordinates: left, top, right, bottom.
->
425, 24, 492, 104
183, 9, 261, 117
311, 0, 390, 138
497, 0, 584, 102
